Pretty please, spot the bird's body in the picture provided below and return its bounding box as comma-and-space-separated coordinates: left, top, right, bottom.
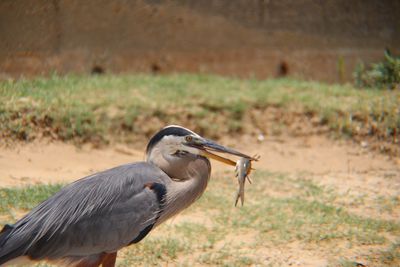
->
0, 125, 253, 266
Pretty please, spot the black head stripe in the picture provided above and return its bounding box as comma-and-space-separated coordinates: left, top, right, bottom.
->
146, 126, 195, 154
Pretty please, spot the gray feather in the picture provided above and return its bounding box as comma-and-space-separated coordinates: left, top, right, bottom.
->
0, 162, 170, 261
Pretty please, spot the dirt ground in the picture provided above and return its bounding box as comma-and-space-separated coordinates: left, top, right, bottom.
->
0, 134, 398, 187
0, 134, 399, 266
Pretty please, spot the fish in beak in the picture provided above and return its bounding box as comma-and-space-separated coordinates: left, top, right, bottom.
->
184, 136, 257, 166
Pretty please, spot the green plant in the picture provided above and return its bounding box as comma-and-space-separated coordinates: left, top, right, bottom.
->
354, 50, 400, 90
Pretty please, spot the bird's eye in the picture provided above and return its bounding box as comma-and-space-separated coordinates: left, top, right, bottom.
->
185, 136, 193, 142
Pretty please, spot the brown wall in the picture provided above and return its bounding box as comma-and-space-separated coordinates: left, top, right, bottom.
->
0, 0, 399, 82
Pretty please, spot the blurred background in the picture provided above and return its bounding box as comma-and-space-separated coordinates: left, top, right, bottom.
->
1, 0, 399, 82
1, 1, 400, 266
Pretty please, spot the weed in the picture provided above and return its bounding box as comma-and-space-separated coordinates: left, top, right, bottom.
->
1, 74, 399, 152
354, 50, 400, 90
0, 171, 399, 266
0, 184, 63, 213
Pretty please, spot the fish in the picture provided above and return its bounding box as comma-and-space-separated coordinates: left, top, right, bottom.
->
234, 157, 254, 206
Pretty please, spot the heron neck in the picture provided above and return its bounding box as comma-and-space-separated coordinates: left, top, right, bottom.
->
156, 158, 210, 225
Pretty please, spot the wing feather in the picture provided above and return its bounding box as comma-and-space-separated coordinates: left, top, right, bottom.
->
0, 162, 170, 261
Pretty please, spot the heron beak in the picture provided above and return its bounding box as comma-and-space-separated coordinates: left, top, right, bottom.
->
200, 149, 237, 166
186, 138, 256, 166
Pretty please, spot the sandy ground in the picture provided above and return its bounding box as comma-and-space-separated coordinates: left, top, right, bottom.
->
0, 135, 399, 266
0, 135, 398, 187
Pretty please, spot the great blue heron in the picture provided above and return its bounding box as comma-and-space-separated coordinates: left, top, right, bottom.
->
0, 125, 255, 267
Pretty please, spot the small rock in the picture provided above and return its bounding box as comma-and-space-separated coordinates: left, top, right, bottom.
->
257, 134, 265, 142
360, 141, 368, 148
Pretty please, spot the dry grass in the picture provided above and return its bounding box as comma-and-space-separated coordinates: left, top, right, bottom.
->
1, 74, 399, 154
1, 170, 399, 266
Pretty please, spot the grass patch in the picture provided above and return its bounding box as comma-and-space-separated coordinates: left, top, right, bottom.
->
0, 171, 399, 266
377, 240, 400, 265
1, 74, 399, 150
0, 184, 63, 213
119, 237, 188, 266
186, 171, 399, 265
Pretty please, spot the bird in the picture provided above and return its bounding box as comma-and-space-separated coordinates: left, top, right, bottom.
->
0, 125, 255, 267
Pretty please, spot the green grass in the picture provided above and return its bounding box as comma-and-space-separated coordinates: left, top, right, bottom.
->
1, 171, 399, 266
0, 184, 63, 215
0, 184, 63, 225
1, 74, 399, 146
119, 237, 189, 266
194, 172, 399, 244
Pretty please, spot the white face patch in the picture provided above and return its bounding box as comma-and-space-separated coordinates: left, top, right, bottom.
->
162, 135, 200, 156
146, 125, 203, 161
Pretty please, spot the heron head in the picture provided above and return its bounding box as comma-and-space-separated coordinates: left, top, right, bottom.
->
146, 125, 255, 167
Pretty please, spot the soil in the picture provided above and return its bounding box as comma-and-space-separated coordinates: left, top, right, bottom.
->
1, 135, 397, 187
0, 134, 399, 266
